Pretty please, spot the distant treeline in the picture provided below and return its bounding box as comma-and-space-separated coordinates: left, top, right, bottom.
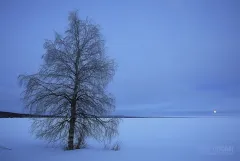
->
0, 111, 57, 118
1, 111, 202, 118
0, 111, 145, 118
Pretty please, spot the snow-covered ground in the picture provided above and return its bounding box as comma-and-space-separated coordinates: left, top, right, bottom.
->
1, 118, 239, 161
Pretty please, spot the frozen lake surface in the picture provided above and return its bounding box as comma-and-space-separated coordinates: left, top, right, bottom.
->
1, 117, 239, 161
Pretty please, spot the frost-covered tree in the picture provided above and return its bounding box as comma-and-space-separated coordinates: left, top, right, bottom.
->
19, 11, 120, 150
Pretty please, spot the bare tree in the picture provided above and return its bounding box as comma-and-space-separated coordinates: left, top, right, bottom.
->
18, 11, 120, 150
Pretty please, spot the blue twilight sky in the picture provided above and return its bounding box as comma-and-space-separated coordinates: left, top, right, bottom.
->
0, 0, 239, 114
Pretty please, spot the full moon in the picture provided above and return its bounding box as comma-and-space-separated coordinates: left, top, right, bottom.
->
213, 110, 217, 114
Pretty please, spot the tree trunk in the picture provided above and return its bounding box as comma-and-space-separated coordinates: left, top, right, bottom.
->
68, 31, 80, 150
68, 102, 76, 150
